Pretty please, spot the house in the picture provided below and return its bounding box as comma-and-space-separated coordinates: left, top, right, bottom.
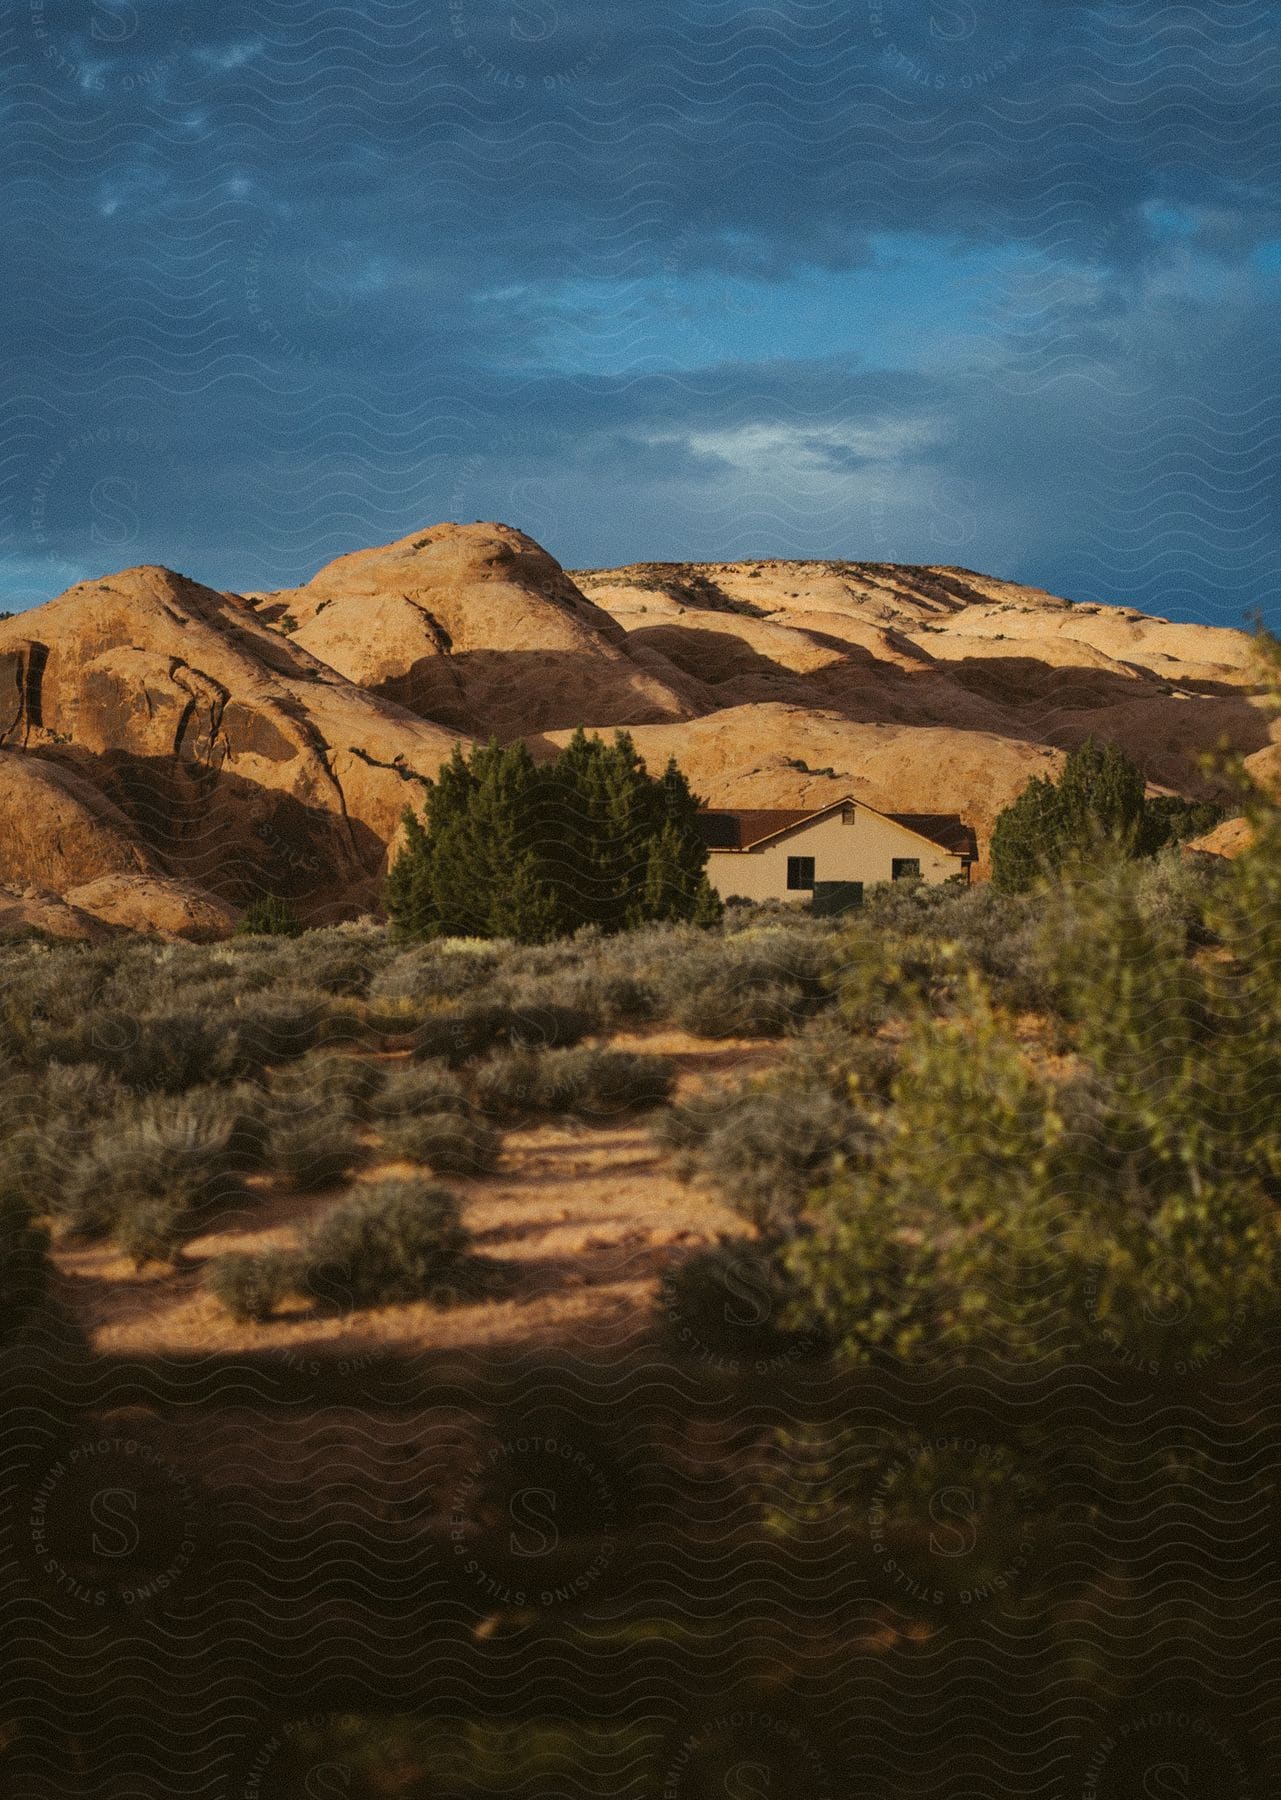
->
696, 797, 977, 907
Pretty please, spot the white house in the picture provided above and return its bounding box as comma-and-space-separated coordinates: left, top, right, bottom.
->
697, 796, 976, 907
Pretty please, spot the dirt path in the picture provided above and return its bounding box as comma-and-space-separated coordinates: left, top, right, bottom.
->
50, 1031, 778, 1359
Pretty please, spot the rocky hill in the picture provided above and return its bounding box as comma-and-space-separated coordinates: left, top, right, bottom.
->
0, 527, 1272, 937
0, 562, 461, 931
567, 558, 1271, 845
258, 522, 695, 738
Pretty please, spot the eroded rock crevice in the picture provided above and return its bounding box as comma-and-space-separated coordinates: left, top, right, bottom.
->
0, 640, 48, 745
169, 660, 231, 768
346, 745, 434, 788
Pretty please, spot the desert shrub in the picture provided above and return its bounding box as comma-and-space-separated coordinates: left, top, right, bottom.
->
784, 994, 1071, 1362
205, 1249, 298, 1323
1121, 845, 1224, 948
473, 1046, 674, 1119
490, 974, 609, 1036
370, 1061, 468, 1121
267, 1103, 358, 1190
39, 1007, 249, 1092
788, 953, 1281, 1365
361, 996, 428, 1040
0, 946, 114, 1044
848, 882, 1049, 1016
590, 967, 658, 1025
0, 1176, 51, 1334
658, 927, 835, 1037
650, 1086, 744, 1156
669, 976, 810, 1038
379, 1110, 501, 1176
299, 1177, 472, 1309
113, 1198, 191, 1269
136, 1084, 272, 1173
369, 942, 504, 1006
268, 1050, 385, 1122
200, 939, 311, 995
235, 895, 304, 937
289, 943, 381, 997
20, 1058, 127, 1159
411, 999, 590, 1065
657, 1083, 863, 1236
501, 999, 593, 1050
780, 1014, 901, 1105
659, 1239, 824, 1365
790, 821, 1281, 1366
57, 1110, 251, 1263
234, 991, 360, 1065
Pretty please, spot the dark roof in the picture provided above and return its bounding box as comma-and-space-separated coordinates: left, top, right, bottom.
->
887, 813, 978, 860
697, 800, 975, 860
696, 808, 816, 850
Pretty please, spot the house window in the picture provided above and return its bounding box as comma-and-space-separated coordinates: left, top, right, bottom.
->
786, 856, 816, 891
891, 858, 920, 881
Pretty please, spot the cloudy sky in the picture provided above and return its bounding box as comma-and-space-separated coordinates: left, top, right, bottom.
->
4, 1, 1279, 625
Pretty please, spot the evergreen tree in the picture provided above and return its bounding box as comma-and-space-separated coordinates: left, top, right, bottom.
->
235, 895, 304, 937
991, 738, 1151, 892
386, 732, 720, 940
638, 757, 720, 925
1055, 738, 1145, 850
468, 740, 561, 942
990, 775, 1063, 894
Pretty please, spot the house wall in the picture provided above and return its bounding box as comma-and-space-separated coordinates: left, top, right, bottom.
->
706, 807, 964, 903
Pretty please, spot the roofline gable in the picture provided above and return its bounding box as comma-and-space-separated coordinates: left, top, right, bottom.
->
716, 796, 854, 851
702, 795, 973, 858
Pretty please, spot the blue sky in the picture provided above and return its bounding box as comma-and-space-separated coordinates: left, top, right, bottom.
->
4, 0, 1280, 626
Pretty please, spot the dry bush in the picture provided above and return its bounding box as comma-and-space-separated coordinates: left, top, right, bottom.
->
411, 999, 590, 1065
656, 927, 836, 1037
205, 1249, 297, 1323
268, 1049, 385, 1122
370, 1061, 468, 1121
369, 942, 504, 1006
659, 1239, 825, 1363
267, 1102, 359, 1191
233, 991, 362, 1066
473, 1045, 674, 1119
39, 1007, 251, 1092
299, 1177, 473, 1310
655, 1082, 862, 1236
379, 1110, 501, 1176
57, 1105, 252, 1264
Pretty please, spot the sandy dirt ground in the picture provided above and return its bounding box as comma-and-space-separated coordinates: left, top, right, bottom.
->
49, 1031, 778, 1361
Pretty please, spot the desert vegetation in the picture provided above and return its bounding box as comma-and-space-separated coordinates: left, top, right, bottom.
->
4, 783, 1274, 1370
7, 707, 1280, 1797
0, 903, 839, 1310
385, 729, 721, 941
991, 736, 1222, 890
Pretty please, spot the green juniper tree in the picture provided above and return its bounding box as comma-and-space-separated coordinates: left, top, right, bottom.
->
386, 731, 720, 941
235, 895, 304, 937
992, 738, 1149, 892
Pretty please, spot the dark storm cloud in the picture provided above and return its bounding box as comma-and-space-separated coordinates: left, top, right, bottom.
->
2, 0, 1279, 621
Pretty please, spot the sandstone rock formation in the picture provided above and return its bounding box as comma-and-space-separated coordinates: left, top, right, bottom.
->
568, 558, 1274, 857
63, 874, 238, 942
0, 563, 464, 918
0, 885, 120, 943
1, 529, 1272, 933
0, 749, 152, 890
1185, 816, 1256, 860
261, 522, 696, 738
